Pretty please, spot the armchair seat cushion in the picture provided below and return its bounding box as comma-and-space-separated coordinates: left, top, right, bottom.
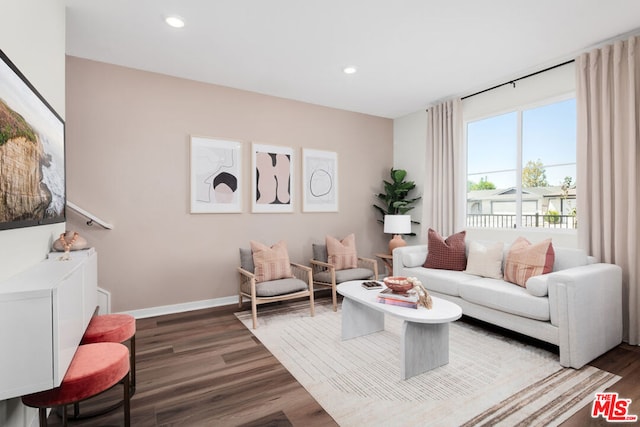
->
314, 268, 374, 284
242, 277, 308, 297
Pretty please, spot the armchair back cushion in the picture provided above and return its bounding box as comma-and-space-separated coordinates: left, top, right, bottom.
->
250, 240, 293, 283
239, 248, 255, 272
312, 244, 329, 263
326, 234, 358, 270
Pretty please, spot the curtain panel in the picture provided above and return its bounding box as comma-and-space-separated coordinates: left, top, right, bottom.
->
576, 35, 640, 344
424, 98, 464, 236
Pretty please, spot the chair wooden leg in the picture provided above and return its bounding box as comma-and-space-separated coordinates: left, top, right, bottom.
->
251, 299, 258, 329
309, 293, 315, 317
331, 283, 337, 312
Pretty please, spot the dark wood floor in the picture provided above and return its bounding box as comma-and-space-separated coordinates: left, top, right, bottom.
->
45, 296, 640, 426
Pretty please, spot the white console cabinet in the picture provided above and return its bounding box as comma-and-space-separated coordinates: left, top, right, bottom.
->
0, 249, 97, 400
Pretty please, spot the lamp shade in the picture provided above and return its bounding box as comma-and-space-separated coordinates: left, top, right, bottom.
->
383, 215, 411, 234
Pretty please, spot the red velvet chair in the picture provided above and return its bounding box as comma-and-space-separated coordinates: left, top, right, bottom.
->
81, 314, 137, 393
22, 342, 131, 427
64, 313, 137, 419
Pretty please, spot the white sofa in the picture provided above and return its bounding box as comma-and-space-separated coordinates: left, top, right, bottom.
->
393, 242, 623, 369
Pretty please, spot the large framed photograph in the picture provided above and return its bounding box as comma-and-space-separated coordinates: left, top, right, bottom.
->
0, 49, 65, 230
190, 136, 242, 213
302, 149, 338, 212
251, 143, 294, 213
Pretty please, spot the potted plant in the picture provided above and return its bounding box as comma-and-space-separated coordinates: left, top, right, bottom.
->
373, 168, 421, 234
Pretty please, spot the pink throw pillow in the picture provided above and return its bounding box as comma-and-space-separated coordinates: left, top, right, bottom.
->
326, 234, 358, 270
504, 237, 555, 287
250, 240, 293, 282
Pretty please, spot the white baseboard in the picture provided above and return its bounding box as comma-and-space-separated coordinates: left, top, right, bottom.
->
121, 296, 238, 319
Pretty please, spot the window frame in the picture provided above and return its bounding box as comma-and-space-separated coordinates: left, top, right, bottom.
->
464, 92, 577, 231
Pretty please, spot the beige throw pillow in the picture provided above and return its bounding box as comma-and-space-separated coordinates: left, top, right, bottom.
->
250, 240, 293, 283
504, 237, 555, 287
464, 241, 504, 279
326, 234, 358, 270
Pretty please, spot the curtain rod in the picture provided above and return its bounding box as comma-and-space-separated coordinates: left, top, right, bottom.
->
460, 59, 575, 101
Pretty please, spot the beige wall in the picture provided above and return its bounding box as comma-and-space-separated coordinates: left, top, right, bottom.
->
66, 56, 392, 313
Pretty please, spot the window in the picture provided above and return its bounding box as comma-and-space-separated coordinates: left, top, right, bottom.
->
466, 98, 576, 229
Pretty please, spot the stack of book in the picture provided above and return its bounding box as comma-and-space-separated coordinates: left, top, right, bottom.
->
376, 288, 419, 309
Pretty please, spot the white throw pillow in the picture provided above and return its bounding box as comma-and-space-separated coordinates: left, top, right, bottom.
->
464, 241, 504, 279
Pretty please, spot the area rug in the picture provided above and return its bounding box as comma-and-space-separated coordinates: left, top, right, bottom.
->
235, 301, 619, 426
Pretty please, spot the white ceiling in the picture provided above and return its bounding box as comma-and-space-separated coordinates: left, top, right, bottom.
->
64, 0, 640, 118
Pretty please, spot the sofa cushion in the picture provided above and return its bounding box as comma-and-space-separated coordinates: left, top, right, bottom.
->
552, 247, 588, 271
504, 237, 554, 287
241, 277, 308, 297
458, 278, 550, 321
402, 266, 477, 297
250, 240, 293, 283
402, 251, 427, 268
424, 229, 467, 271
326, 234, 358, 270
314, 268, 374, 284
464, 240, 504, 279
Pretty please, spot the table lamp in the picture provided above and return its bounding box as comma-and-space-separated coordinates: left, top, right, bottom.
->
384, 215, 411, 254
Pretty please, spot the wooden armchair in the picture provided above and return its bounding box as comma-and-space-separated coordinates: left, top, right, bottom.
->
238, 247, 314, 329
310, 243, 378, 312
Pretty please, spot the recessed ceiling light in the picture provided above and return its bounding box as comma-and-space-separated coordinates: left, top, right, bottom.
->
343, 66, 357, 75
165, 15, 185, 28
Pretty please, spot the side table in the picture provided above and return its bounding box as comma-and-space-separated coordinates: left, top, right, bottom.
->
375, 253, 393, 276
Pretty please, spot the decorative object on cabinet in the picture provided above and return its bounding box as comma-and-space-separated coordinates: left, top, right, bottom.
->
0, 49, 65, 230
52, 230, 89, 257
251, 143, 294, 213
190, 136, 242, 213
302, 148, 338, 212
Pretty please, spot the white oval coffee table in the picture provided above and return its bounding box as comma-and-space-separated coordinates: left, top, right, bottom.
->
337, 280, 462, 379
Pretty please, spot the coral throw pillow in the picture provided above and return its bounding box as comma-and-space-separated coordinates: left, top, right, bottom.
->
504, 237, 555, 287
250, 240, 293, 283
424, 229, 467, 271
326, 234, 358, 270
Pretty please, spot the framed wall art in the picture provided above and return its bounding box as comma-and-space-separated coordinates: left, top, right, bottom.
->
0, 49, 65, 230
251, 143, 294, 213
302, 149, 338, 212
190, 136, 242, 213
